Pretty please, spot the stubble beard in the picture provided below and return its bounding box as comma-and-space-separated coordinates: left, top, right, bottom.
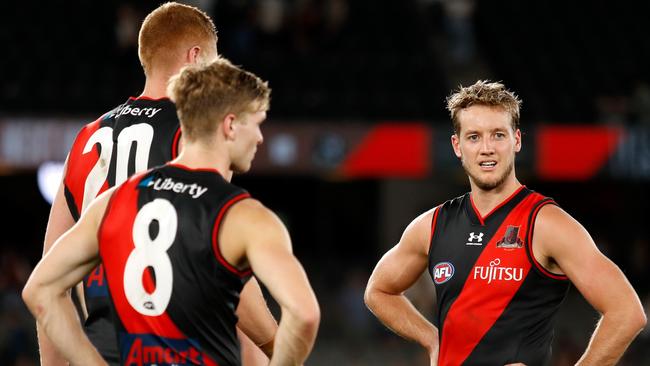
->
463, 159, 515, 191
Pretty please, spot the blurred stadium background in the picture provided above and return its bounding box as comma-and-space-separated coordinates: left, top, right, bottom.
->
1, 0, 649, 365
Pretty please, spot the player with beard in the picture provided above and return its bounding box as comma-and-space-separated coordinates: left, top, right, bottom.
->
364, 80, 646, 366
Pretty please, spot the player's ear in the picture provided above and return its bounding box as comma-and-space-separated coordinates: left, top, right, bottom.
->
514, 129, 522, 153
451, 134, 462, 158
187, 46, 202, 65
222, 113, 237, 140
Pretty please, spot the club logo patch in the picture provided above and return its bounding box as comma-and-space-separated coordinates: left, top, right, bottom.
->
433, 262, 455, 284
496, 225, 523, 249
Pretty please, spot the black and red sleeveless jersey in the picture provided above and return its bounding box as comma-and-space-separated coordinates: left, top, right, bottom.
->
428, 186, 569, 366
63, 96, 181, 364
98, 164, 252, 366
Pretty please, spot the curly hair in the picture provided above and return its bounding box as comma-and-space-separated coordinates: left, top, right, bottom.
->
446, 80, 522, 134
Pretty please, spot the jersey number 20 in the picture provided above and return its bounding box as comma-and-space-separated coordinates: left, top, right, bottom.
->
123, 198, 177, 316
82, 124, 154, 212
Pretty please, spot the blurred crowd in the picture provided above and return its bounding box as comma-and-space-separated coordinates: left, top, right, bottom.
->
1, 0, 650, 365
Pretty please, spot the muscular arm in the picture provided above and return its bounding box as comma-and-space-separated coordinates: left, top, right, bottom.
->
364, 209, 439, 363
23, 189, 115, 366
39, 160, 78, 366
236, 276, 278, 357
533, 205, 647, 366
221, 199, 320, 366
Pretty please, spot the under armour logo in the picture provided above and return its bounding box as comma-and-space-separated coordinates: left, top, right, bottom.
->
466, 232, 484, 246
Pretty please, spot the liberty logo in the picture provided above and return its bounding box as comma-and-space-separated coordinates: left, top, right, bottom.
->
466, 232, 484, 246
138, 176, 208, 199
496, 225, 523, 249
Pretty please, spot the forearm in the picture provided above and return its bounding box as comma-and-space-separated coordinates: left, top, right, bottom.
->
365, 290, 438, 353
37, 323, 69, 366
27, 291, 106, 366
575, 312, 646, 366
269, 311, 319, 366
237, 277, 278, 357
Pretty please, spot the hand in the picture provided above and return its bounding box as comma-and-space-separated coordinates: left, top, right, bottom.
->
505, 363, 527, 366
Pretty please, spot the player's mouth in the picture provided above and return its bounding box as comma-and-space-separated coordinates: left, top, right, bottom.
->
479, 161, 497, 171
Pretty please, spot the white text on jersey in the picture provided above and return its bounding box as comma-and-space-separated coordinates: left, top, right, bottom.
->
106, 105, 163, 119
145, 177, 208, 199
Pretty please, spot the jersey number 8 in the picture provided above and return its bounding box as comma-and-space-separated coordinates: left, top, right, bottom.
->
123, 198, 177, 316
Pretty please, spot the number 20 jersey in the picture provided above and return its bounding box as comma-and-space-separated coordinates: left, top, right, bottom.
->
63, 96, 181, 363
99, 164, 252, 366
428, 186, 570, 366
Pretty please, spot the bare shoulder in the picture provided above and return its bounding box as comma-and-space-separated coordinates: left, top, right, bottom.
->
533, 203, 596, 260
226, 198, 283, 228
83, 186, 118, 227
399, 207, 438, 255
222, 198, 290, 245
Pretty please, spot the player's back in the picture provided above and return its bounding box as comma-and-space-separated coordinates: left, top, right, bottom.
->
63, 96, 181, 364
99, 164, 252, 366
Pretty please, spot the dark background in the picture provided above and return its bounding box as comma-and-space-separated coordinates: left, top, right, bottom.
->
1, 1, 649, 365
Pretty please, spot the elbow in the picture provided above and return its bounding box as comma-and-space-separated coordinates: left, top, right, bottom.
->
363, 283, 379, 313
289, 299, 321, 337
300, 300, 321, 335
22, 282, 43, 318
633, 308, 647, 334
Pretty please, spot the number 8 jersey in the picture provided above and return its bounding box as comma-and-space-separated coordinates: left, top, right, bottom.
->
63, 96, 182, 364
99, 164, 251, 366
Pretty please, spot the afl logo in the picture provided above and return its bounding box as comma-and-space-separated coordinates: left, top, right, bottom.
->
433, 262, 455, 284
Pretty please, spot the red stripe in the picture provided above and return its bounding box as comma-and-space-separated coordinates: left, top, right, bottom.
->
172, 127, 182, 158
526, 201, 569, 280
211, 193, 253, 277
99, 177, 184, 338
438, 193, 543, 365
64, 119, 102, 217
340, 123, 432, 178
469, 185, 526, 225
537, 126, 623, 180
129, 95, 171, 101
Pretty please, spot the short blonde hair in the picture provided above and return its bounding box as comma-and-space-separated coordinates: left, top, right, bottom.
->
446, 80, 522, 134
139, 2, 217, 74
168, 58, 271, 142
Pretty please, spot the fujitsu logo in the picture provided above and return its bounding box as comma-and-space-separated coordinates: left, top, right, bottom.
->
473, 258, 524, 284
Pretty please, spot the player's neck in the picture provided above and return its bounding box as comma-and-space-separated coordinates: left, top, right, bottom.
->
171, 143, 233, 182
140, 69, 178, 99
469, 175, 522, 217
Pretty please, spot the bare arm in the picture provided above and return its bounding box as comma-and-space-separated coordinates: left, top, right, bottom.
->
39, 161, 77, 366
236, 276, 278, 357
220, 199, 320, 366
364, 209, 439, 363
533, 205, 647, 366
23, 189, 116, 366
